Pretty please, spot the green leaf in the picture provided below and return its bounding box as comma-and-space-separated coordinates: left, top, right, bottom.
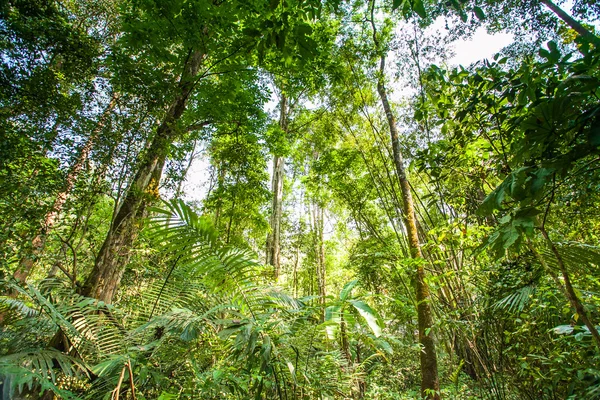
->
538, 48, 551, 60
339, 279, 359, 301
412, 0, 427, 18
213, 369, 223, 381
502, 226, 519, 249
376, 338, 393, 354
530, 168, 554, 195
474, 6, 485, 20
349, 300, 382, 337
478, 179, 509, 215
158, 393, 179, 400
553, 325, 574, 335
325, 305, 342, 322
286, 361, 297, 384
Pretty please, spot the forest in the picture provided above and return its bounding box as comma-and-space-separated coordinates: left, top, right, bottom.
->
1, 0, 600, 399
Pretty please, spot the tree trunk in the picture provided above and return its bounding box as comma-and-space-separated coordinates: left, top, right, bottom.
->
376, 54, 440, 399
539, 227, 600, 348
356, 343, 366, 399
214, 162, 226, 227
340, 315, 351, 363
266, 94, 287, 281
81, 50, 205, 303
318, 205, 326, 311
293, 242, 300, 298
312, 201, 327, 322
540, 0, 600, 46
12, 94, 117, 286
174, 139, 198, 199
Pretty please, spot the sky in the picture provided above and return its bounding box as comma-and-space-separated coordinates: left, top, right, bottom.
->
177, 27, 515, 202
449, 27, 514, 66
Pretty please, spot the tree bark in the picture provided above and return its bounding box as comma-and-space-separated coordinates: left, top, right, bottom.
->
376, 54, 440, 399
266, 94, 286, 281
81, 50, 205, 303
12, 94, 117, 286
540, 0, 600, 47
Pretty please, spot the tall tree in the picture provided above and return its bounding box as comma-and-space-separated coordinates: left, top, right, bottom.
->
0, 0, 102, 280
368, 1, 440, 397
81, 48, 206, 301
266, 93, 287, 280
82, 0, 326, 302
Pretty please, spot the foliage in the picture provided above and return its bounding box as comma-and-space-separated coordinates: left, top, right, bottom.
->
2, 0, 600, 399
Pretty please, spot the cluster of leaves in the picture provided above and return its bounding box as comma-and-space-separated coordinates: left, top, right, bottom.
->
422, 41, 600, 253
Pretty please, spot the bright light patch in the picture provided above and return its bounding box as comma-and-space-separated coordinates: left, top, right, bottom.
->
449, 27, 514, 66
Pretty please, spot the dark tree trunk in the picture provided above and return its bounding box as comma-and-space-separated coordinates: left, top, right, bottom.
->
81, 50, 205, 303
540, 0, 600, 46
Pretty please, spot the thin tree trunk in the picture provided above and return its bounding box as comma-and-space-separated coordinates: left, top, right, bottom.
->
214, 162, 226, 227
81, 50, 205, 303
376, 65, 440, 398
266, 156, 284, 276
368, 3, 440, 396
540, 0, 600, 46
293, 242, 300, 298
266, 94, 287, 281
356, 343, 366, 399
526, 240, 568, 299
539, 227, 600, 348
174, 139, 198, 199
318, 205, 326, 313
12, 94, 117, 286
225, 173, 239, 244
312, 201, 326, 322
369, 5, 439, 394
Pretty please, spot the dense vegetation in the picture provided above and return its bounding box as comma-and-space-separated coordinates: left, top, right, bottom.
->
1, 0, 600, 398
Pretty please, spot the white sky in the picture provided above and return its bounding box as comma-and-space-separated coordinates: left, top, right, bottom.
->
449, 27, 513, 66
176, 27, 515, 202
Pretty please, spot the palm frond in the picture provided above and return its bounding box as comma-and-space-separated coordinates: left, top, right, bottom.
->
0, 349, 89, 399
494, 285, 536, 313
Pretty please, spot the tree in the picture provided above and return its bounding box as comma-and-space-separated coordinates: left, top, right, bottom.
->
0, 0, 102, 283
367, 1, 440, 397
266, 93, 288, 280
82, 0, 330, 303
